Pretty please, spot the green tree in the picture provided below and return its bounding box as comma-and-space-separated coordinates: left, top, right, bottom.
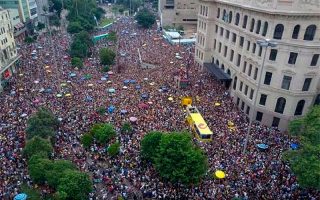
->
46, 160, 77, 189
283, 105, 320, 190
141, 131, 162, 162
108, 141, 120, 157
135, 8, 156, 28
99, 48, 116, 65
26, 108, 59, 139
70, 31, 92, 58
37, 22, 46, 30
91, 123, 116, 144
67, 21, 83, 34
121, 122, 132, 133
57, 170, 93, 200
28, 156, 53, 184
108, 31, 117, 42
81, 133, 94, 149
154, 132, 208, 185
102, 65, 110, 72
71, 57, 83, 68
23, 136, 53, 159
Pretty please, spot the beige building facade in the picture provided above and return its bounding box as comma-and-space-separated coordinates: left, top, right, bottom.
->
195, 0, 320, 131
158, 0, 199, 27
0, 7, 19, 92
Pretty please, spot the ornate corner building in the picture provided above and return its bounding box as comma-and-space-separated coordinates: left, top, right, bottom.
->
195, 0, 320, 131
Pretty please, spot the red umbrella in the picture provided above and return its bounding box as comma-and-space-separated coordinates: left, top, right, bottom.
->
129, 117, 137, 122
138, 103, 148, 109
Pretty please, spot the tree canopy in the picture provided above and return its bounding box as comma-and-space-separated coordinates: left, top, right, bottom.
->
23, 136, 53, 159
284, 105, 320, 190
99, 48, 116, 65
90, 123, 116, 144
141, 132, 208, 185
135, 8, 156, 28
70, 31, 93, 58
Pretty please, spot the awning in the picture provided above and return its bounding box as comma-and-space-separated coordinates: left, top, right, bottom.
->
14, 22, 24, 29
204, 63, 231, 81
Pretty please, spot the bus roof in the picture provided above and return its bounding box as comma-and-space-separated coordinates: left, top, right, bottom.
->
189, 113, 213, 135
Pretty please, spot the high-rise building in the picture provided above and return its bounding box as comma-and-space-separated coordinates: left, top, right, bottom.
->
28, 0, 37, 23
158, 0, 199, 27
35, 0, 48, 24
7, 8, 26, 43
195, 0, 320, 131
0, 0, 31, 23
0, 7, 20, 92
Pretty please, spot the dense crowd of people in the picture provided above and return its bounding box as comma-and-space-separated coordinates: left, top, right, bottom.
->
0, 15, 319, 200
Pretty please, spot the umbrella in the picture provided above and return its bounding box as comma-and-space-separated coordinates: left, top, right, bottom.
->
69, 73, 76, 77
18, 88, 24, 91
129, 117, 137, 122
14, 193, 28, 200
124, 80, 130, 85
63, 55, 68, 59
120, 109, 128, 114
290, 143, 299, 150
143, 78, 148, 81
88, 83, 94, 87
147, 101, 153, 105
33, 99, 40, 103
214, 102, 221, 106
56, 94, 62, 98
214, 170, 226, 179
108, 105, 115, 113
101, 77, 107, 81
257, 143, 269, 150
108, 88, 115, 93
170, 61, 174, 64
67, 80, 72, 83
65, 93, 71, 97
103, 74, 109, 78
20, 113, 27, 117
44, 65, 50, 69
149, 82, 155, 86
44, 88, 52, 93
85, 96, 93, 101
141, 93, 149, 99
34, 80, 39, 84
60, 83, 67, 87
19, 73, 23, 76
39, 88, 45, 93
130, 80, 136, 84
84, 74, 92, 80
138, 103, 148, 109
168, 97, 174, 101
46, 70, 52, 73
161, 86, 168, 92
10, 90, 16, 95
123, 86, 128, 89
107, 81, 112, 84
107, 71, 114, 75
135, 85, 141, 90
58, 117, 63, 121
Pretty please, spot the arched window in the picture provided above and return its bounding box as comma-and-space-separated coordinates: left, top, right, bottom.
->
294, 100, 305, 115
217, 8, 220, 18
229, 11, 232, 23
292, 25, 300, 39
227, 69, 231, 76
235, 13, 240, 25
262, 22, 268, 36
256, 20, 261, 34
221, 64, 225, 70
223, 9, 226, 18
216, 59, 219, 66
314, 94, 320, 105
242, 15, 248, 28
304, 25, 316, 41
250, 18, 255, 32
233, 76, 237, 90
273, 24, 284, 39
275, 97, 286, 114
212, 57, 215, 63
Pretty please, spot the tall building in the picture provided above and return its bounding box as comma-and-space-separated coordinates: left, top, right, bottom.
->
158, 0, 199, 27
195, 0, 320, 131
8, 8, 26, 42
0, 7, 20, 92
0, 0, 31, 23
28, 0, 37, 23
35, 0, 48, 24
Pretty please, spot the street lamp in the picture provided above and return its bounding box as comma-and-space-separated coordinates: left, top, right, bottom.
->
242, 39, 277, 154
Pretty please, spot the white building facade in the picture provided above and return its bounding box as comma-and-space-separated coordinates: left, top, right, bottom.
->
28, 0, 37, 23
195, 0, 320, 131
0, 7, 20, 92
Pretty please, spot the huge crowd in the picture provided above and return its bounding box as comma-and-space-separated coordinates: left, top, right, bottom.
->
0, 15, 319, 200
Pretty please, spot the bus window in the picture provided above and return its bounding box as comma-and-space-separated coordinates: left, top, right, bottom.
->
195, 126, 201, 136
201, 134, 211, 139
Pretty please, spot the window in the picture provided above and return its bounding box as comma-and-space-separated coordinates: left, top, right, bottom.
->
246, 41, 250, 51
258, 46, 262, 57
248, 64, 252, 76
242, 61, 247, 73
259, 94, 267, 105
304, 25, 316, 41
314, 94, 320, 105
230, 49, 234, 62
217, 8, 220, 18
224, 46, 228, 57
253, 68, 258, 80
288, 52, 298, 64
249, 89, 254, 100
226, 30, 230, 39
242, 15, 248, 28
241, 101, 245, 110
221, 64, 225, 70
239, 36, 244, 47
292, 25, 300, 39
229, 11, 232, 23
273, 24, 284, 39
252, 43, 256, 54
256, 111, 263, 122
272, 117, 280, 127
294, 100, 305, 116
240, 81, 243, 91
250, 18, 255, 32
275, 97, 286, 114
256, 20, 261, 34
237, 54, 241, 66
246, 106, 250, 115
218, 42, 222, 53
232, 33, 236, 43
235, 13, 240, 25
220, 27, 224, 36
302, 78, 312, 91
244, 85, 248, 95
216, 59, 219, 66
215, 25, 218, 33
269, 49, 278, 61
214, 39, 216, 50
281, 75, 292, 90
233, 76, 237, 90
236, 97, 240, 106
264, 72, 272, 85
262, 22, 268, 36
311, 54, 319, 66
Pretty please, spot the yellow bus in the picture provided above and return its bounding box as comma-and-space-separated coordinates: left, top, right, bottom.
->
186, 105, 213, 141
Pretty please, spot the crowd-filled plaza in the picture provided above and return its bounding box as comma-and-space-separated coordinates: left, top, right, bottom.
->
0, 16, 319, 200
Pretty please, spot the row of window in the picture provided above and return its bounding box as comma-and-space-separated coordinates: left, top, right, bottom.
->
216, 7, 317, 41
269, 49, 319, 66
199, 5, 209, 17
